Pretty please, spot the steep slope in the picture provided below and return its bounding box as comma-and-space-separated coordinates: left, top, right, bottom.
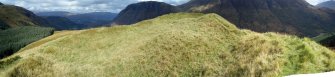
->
317, 0, 335, 10
180, 0, 335, 36
112, 1, 180, 25
1, 13, 335, 77
42, 16, 86, 30
67, 12, 117, 27
0, 4, 50, 30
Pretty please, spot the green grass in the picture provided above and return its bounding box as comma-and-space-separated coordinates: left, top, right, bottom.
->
0, 26, 54, 59
0, 13, 335, 77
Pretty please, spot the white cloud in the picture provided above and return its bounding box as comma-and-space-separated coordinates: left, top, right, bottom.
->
305, 0, 328, 5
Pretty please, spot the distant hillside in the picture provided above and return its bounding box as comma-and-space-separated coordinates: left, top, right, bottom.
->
36, 11, 74, 17
67, 12, 117, 27
1, 13, 335, 77
42, 16, 86, 30
313, 32, 335, 48
0, 4, 50, 30
112, 1, 180, 25
179, 0, 335, 36
317, 0, 335, 10
37, 12, 117, 27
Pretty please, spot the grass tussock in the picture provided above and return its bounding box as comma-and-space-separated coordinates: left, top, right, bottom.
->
0, 13, 335, 77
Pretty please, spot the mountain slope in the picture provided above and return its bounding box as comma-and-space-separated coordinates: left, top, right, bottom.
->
42, 16, 86, 30
112, 1, 180, 25
1, 13, 334, 77
180, 0, 335, 36
0, 4, 50, 30
317, 0, 335, 10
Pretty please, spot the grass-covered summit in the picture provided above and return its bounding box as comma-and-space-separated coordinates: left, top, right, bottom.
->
1, 13, 335, 77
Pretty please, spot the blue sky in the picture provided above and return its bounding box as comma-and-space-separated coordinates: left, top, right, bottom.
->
0, 0, 329, 13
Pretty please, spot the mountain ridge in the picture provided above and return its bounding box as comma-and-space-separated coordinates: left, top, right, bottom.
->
317, 0, 335, 10
179, 0, 335, 36
36, 11, 74, 17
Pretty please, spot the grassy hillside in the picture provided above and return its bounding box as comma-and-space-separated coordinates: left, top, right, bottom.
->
0, 26, 54, 59
0, 13, 335, 77
0, 5, 49, 30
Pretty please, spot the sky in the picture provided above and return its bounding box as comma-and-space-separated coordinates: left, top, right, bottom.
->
0, 0, 330, 13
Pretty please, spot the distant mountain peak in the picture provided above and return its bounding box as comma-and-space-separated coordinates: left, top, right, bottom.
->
317, 0, 335, 10
112, 1, 180, 25
36, 11, 74, 17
